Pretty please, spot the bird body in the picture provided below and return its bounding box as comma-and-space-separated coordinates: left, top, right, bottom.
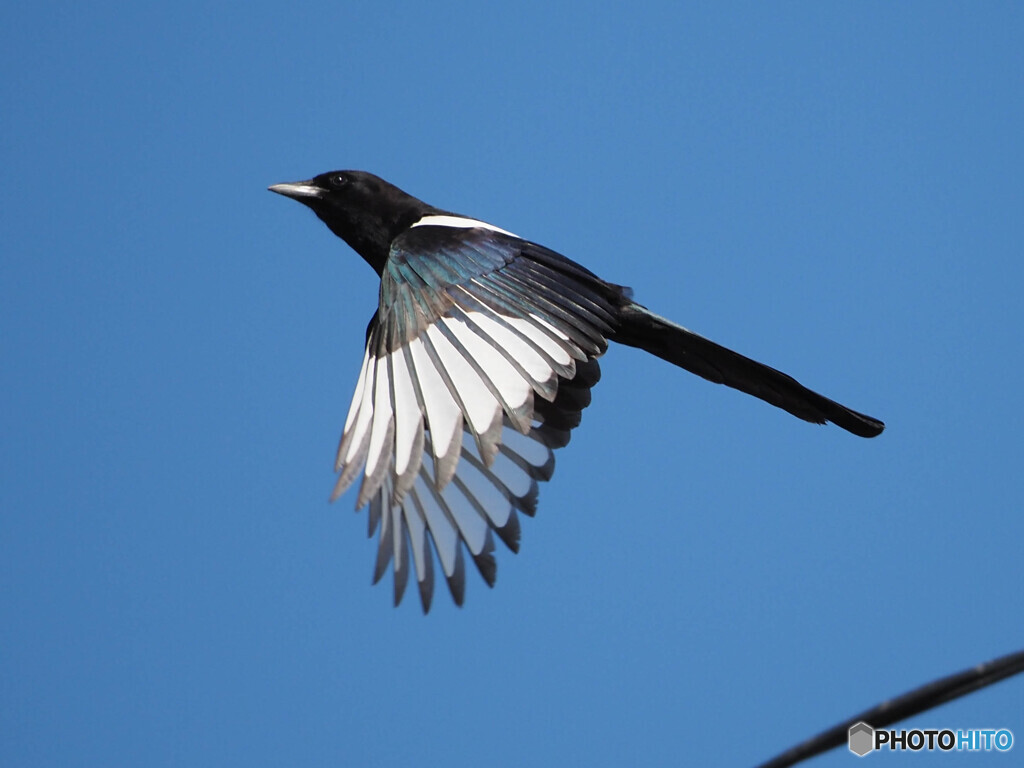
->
270, 170, 883, 612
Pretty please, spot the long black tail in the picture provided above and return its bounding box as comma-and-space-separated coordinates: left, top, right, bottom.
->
611, 302, 884, 438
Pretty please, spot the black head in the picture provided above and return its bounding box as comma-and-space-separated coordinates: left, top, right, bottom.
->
269, 170, 440, 274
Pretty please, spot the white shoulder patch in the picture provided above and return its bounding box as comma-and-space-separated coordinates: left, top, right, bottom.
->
410, 214, 517, 238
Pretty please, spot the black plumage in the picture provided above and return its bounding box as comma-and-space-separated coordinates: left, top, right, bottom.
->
270, 170, 884, 611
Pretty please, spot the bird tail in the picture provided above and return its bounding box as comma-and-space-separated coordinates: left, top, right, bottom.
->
610, 301, 885, 438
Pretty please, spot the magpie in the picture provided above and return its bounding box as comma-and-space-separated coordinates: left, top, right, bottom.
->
269, 170, 884, 612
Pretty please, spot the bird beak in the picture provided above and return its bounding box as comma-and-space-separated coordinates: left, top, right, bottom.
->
268, 180, 323, 200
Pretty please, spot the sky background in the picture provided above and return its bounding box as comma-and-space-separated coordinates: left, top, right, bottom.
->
2, 3, 1022, 766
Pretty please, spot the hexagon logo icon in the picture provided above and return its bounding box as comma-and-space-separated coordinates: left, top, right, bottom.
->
849, 721, 875, 757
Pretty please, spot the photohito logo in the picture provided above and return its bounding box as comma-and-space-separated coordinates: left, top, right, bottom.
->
848, 722, 1014, 756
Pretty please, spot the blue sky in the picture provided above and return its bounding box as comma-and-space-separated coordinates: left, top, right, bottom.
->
2, 3, 1021, 766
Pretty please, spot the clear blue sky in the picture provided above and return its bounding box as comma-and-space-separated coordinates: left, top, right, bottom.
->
2, 3, 1021, 766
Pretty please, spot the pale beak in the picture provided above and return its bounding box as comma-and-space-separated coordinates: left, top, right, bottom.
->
268, 181, 323, 200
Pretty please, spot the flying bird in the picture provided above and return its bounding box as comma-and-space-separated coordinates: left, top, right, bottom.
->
269, 171, 884, 612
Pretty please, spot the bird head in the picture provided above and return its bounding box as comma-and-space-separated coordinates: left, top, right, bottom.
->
269, 170, 436, 274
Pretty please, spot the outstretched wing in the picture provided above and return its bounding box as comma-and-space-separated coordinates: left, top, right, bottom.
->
331, 222, 625, 611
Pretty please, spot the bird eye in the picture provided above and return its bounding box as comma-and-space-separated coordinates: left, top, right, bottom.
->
329, 174, 348, 188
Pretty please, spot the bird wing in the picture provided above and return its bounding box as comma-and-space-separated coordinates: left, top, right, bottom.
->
331, 224, 623, 610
